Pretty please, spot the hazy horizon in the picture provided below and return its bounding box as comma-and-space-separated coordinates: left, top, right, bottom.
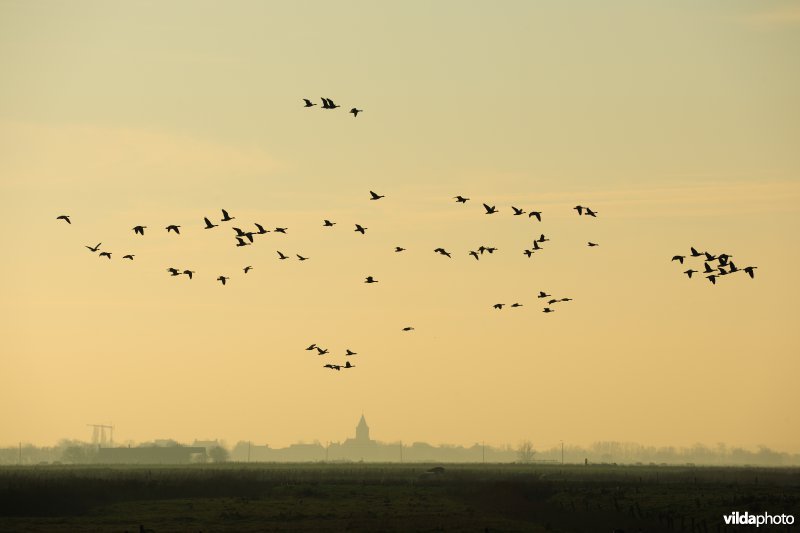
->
2, 1, 798, 454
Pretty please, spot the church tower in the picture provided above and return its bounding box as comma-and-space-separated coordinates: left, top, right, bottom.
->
355, 414, 370, 442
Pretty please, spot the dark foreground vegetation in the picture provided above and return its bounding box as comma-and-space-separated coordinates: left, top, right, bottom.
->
1, 463, 798, 532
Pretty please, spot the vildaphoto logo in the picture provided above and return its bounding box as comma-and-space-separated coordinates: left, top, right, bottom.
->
723, 511, 795, 527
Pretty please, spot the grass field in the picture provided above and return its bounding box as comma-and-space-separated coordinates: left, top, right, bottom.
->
1, 463, 798, 532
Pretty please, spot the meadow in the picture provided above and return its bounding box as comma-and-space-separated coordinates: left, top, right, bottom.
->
1, 463, 798, 532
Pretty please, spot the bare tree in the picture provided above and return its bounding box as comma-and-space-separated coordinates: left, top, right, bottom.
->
517, 440, 536, 463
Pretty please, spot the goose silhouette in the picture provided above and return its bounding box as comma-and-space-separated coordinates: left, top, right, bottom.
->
454, 195, 469, 203
221, 209, 234, 222
369, 190, 385, 200
483, 203, 498, 214
56, 215, 71, 224
203, 217, 218, 229
166, 225, 181, 234
132, 225, 146, 235
86, 242, 102, 252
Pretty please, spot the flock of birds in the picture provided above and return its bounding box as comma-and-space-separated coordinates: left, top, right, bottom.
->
671, 247, 757, 285
302, 97, 363, 117
56, 190, 606, 371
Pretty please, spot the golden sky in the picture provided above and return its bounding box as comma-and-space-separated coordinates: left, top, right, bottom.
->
1, 1, 799, 452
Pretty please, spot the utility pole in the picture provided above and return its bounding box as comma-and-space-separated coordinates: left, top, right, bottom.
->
399, 440, 403, 463
18, 442, 22, 466
247, 441, 251, 463
560, 440, 564, 465
482, 441, 485, 464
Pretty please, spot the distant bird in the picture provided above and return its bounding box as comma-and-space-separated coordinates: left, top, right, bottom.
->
235, 237, 250, 247
122, 254, 134, 260
167, 267, 181, 276
302, 99, 316, 107
718, 254, 732, 265
323, 220, 336, 227
369, 190, 385, 200
548, 299, 558, 305
538, 291, 550, 298
277, 251, 289, 260
690, 246, 704, 257
355, 224, 367, 234
217, 276, 229, 285
672, 255, 685, 264
728, 262, 739, 273
306, 344, 317, 351
454, 195, 470, 203
510, 303, 523, 308
528, 211, 542, 222
316, 347, 329, 355
434, 248, 451, 258
321, 97, 340, 109
684, 269, 698, 278
537, 234, 550, 243
493, 303, 504, 310
254, 223, 269, 234
243, 266, 253, 274
560, 297, 573, 302
718, 266, 728, 276
364, 276, 378, 283
469, 250, 479, 260
703, 263, 715, 274
587, 242, 599, 247
395, 246, 406, 252
203, 217, 218, 229
297, 254, 309, 261
531, 241, 542, 251
99, 252, 112, 259
233, 227, 247, 237
345, 349, 357, 356
166, 225, 181, 234
56, 215, 71, 224
402, 326, 414, 331
350, 108, 363, 117
344, 361, 355, 369
704, 252, 717, 262
86, 242, 102, 252
706, 275, 717, 285
573, 205, 584, 215
221, 209, 234, 222
183, 270, 194, 279
243, 232, 255, 243
484, 247, 498, 254
132, 225, 146, 235
324, 364, 341, 371
483, 203, 498, 214
743, 266, 757, 278
511, 206, 525, 216
584, 207, 597, 217
543, 308, 555, 313
523, 249, 534, 258
274, 227, 287, 233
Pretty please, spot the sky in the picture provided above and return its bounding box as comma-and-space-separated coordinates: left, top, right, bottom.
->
1, 0, 799, 453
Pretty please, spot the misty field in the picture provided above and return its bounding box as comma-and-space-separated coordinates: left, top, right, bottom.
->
1, 463, 799, 532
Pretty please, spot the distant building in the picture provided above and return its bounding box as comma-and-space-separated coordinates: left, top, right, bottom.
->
96, 446, 206, 464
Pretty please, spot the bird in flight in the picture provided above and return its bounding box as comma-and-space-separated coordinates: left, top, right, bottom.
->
703, 263, 715, 274
355, 224, 367, 234
302, 99, 316, 107
538, 291, 550, 298
588, 242, 599, 247
167, 267, 181, 276
277, 251, 289, 260
243, 266, 253, 274
684, 269, 698, 278
529, 211, 542, 222
183, 270, 195, 279
523, 249, 534, 258
235, 237, 250, 247
543, 308, 555, 313
493, 303, 504, 310
706, 275, 717, 285
483, 203, 498, 214
345, 349, 357, 356
297, 254, 309, 261
254, 223, 268, 235
402, 326, 414, 331
365, 276, 378, 283
86, 243, 102, 252
573, 205, 584, 215
395, 246, 406, 252
350, 108, 363, 117
434, 248, 452, 258
306, 344, 317, 351
672, 255, 685, 264
203, 217, 218, 229
537, 234, 550, 243
510, 303, 523, 308
221, 209, 234, 222
454, 195, 469, 203
369, 190, 385, 200
560, 297, 573, 302
321, 98, 340, 109
323, 220, 336, 227
511, 206, 525, 216
217, 276, 229, 285
584, 207, 597, 217
274, 227, 288, 234
57, 215, 71, 224
469, 250, 480, 260
344, 361, 355, 369
548, 299, 558, 305
166, 225, 181, 234
132, 225, 146, 235
704, 252, 717, 262
743, 266, 757, 278
123, 254, 135, 260
99, 252, 112, 259
690, 247, 704, 257
316, 347, 329, 355
324, 364, 342, 371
